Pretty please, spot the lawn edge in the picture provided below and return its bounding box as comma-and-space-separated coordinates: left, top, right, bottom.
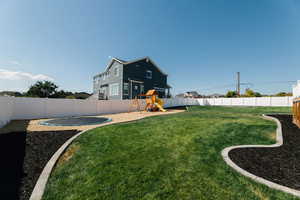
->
221, 114, 300, 198
29, 111, 182, 200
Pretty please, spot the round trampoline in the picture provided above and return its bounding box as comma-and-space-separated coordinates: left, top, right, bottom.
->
39, 117, 112, 126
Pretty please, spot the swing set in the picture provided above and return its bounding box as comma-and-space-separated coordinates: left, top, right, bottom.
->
293, 97, 300, 128
128, 89, 167, 112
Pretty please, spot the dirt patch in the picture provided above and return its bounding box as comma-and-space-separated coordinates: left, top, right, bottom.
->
229, 115, 300, 190
56, 144, 80, 167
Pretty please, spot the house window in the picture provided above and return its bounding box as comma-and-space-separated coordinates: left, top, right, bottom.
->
123, 83, 129, 95
114, 67, 119, 77
109, 83, 119, 96
140, 85, 144, 93
146, 70, 152, 79
94, 77, 100, 84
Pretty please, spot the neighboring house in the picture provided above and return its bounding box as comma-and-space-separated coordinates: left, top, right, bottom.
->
207, 93, 224, 98
185, 91, 200, 98
92, 57, 171, 100
175, 91, 200, 98
175, 93, 185, 98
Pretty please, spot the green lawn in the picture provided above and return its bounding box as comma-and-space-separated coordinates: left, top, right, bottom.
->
43, 106, 298, 200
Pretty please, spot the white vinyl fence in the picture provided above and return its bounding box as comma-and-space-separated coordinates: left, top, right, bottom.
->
0, 96, 293, 128
0, 97, 13, 128
293, 80, 300, 98
197, 97, 293, 107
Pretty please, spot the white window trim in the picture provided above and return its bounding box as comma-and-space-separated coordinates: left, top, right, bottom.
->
146, 70, 152, 79
123, 83, 129, 95
114, 67, 119, 77
109, 83, 119, 96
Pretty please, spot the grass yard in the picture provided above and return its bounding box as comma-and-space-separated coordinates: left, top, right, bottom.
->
43, 106, 297, 200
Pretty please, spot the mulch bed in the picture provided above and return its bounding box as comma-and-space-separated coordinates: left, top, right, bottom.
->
229, 114, 300, 190
0, 130, 79, 200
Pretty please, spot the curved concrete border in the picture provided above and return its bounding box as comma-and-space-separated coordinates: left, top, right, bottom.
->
222, 114, 300, 198
29, 127, 92, 200
29, 111, 182, 200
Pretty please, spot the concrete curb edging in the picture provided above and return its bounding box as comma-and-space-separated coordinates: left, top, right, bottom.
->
222, 114, 300, 198
29, 128, 92, 200
29, 111, 183, 200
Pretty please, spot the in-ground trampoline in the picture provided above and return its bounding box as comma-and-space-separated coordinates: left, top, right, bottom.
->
39, 117, 112, 126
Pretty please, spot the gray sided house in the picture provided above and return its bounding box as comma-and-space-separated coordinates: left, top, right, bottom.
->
93, 57, 171, 100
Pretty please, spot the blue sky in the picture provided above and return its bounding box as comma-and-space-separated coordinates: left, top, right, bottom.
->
0, 0, 300, 95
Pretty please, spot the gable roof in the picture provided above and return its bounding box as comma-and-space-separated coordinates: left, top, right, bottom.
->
95, 57, 168, 77
123, 57, 168, 76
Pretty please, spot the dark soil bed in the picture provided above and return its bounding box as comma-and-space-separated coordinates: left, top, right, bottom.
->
0, 130, 79, 200
229, 114, 300, 190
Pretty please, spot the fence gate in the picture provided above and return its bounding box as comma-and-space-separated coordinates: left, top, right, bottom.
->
293, 98, 300, 128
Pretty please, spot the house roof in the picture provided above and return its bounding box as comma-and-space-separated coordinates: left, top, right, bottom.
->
95, 57, 168, 78
186, 91, 199, 96
113, 57, 127, 63
145, 89, 158, 96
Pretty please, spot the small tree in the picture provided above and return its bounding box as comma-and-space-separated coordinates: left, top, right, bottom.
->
26, 81, 58, 98
51, 90, 73, 98
244, 88, 262, 97
244, 89, 255, 97
275, 92, 292, 97
74, 92, 91, 99
225, 90, 238, 97
254, 92, 262, 97
66, 95, 76, 99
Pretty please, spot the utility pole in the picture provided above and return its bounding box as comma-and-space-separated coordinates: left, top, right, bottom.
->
236, 72, 240, 96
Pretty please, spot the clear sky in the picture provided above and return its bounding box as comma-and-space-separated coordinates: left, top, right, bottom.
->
0, 0, 300, 95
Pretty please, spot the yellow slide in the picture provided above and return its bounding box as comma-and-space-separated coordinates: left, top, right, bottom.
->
155, 98, 166, 112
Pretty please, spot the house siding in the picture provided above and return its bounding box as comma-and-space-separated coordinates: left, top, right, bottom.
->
93, 58, 169, 100
93, 61, 123, 100
123, 58, 167, 99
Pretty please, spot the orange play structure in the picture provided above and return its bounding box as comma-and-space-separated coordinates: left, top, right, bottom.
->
142, 90, 166, 112
293, 98, 300, 128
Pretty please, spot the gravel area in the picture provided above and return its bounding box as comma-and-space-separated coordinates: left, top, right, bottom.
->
229, 115, 300, 190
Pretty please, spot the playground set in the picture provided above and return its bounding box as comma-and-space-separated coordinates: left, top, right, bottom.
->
293, 97, 300, 128
129, 89, 166, 112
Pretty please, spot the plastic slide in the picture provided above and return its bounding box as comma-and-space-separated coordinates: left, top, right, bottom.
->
154, 102, 166, 112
